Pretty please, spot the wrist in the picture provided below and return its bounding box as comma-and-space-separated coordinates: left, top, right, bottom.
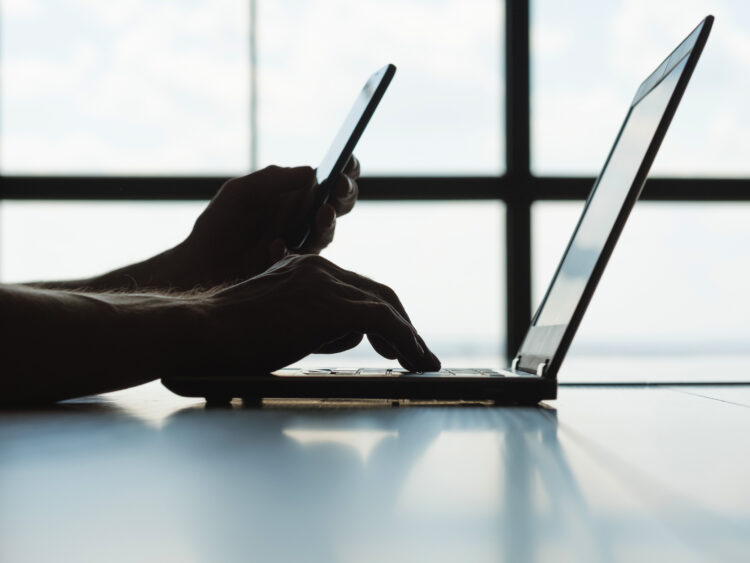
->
130, 293, 212, 375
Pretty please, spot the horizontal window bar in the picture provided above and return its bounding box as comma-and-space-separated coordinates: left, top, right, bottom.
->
1, 175, 749, 201
526, 177, 750, 201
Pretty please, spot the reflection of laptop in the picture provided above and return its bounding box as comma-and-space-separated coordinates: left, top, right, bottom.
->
163, 17, 713, 405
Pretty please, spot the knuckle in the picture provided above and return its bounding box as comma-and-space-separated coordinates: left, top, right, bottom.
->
219, 176, 248, 198
219, 177, 239, 193
297, 253, 321, 267
252, 165, 281, 182
379, 284, 399, 303
368, 279, 399, 305
293, 254, 330, 278
372, 300, 397, 321
305, 253, 332, 269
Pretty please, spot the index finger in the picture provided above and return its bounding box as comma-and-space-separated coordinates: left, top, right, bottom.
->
345, 299, 439, 372
326, 263, 413, 323
331, 267, 441, 369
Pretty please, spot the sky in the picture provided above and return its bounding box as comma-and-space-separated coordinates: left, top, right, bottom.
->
2, 0, 750, 368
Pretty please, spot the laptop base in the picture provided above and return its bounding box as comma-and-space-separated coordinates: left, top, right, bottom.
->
162, 368, 557, 406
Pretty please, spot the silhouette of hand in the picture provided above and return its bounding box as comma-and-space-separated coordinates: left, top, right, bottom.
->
198, 254, 440, 373
171, 158, 360, 289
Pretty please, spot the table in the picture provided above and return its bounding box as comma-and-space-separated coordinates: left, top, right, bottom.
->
2, 380, 749, 562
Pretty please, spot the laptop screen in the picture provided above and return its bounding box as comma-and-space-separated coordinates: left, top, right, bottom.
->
519, 17, 711, 375
534, 57, 688, 331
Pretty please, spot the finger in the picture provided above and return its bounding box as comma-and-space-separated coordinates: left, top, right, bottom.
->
302, 256, 438, 370
227, 165, 315, 204
416, 333, 441, 371
316, 203, 336, 234
330, 174, 358, 216
268, 237, 289, 264
367, 333, 399, 360
349, 280, 439, 370
300, 204, 336, 254
314, 332, 364, 354
262, 165, 316, 195
343, 154, 360, 179
368, 332, 439, 372
325, 267, 440, 367
275, 180, 316, 249
326, 265, 412, 324
346, 299, 435, 372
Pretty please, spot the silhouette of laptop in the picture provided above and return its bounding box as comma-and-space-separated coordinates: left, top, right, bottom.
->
163, 16, 713, 405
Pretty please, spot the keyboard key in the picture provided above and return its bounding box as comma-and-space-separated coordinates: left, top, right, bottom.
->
357, 369, 390, 376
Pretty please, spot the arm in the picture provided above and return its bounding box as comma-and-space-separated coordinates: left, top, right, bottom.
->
0, 284, 202, 404
27, 160, 361, 293
1, 254, 439, 405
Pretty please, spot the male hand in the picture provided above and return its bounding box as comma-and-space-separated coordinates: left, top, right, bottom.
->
199, 254, 441, 374
172, 158, 360, 289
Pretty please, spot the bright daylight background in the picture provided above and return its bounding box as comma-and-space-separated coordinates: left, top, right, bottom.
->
1, 0, 750, 378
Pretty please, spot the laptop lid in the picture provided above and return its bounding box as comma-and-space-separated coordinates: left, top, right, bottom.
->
514, 16, 714, 379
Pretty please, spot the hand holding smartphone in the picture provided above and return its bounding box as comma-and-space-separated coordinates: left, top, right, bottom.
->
284, 64, 396, 251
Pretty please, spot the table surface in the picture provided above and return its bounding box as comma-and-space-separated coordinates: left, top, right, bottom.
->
2, 379, 749, 562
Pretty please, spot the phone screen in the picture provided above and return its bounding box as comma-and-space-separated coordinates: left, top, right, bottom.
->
286, 64, 396, 250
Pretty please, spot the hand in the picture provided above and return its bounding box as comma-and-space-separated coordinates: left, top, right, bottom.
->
198, 254, 441, 373
171, 158, 360, 289
24, 159, 359, 294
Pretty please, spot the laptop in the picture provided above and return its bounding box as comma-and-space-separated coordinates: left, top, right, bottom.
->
162, 16, 713, 405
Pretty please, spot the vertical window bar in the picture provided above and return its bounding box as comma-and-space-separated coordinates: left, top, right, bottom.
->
0, 1, 4, 267
504, 0, 532, 362
249, 0, 258, 171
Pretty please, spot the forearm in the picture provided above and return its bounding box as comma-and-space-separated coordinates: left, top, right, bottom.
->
0, 284, 203, 404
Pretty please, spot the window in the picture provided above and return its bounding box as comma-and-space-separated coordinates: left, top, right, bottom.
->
1, 201, 506, 369
0, 201, 202, 281
0, 0, 507, 367
533, 202, 750, 382
532, 0, 750, 177
257, 0, 504, 175
1, 0, 504, 176
2, 1, 749, 381
1, 0, 251, 175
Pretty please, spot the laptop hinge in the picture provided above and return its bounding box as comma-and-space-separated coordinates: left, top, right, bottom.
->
511, 356, 520, 373
514, 355, 551, 377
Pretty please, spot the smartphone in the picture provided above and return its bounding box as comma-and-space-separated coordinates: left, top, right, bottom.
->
285, 63, 397, 251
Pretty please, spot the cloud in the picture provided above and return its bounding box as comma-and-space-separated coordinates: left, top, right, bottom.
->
531, 24, 572, 58
2, 0, 250, 174
2, 0, 41, 18
256, 0, 502, 173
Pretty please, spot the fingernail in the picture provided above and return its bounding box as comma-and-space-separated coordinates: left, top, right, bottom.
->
339, 176, 353, 197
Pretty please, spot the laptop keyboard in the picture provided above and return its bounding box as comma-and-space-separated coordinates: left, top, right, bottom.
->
300, 368, 504, 377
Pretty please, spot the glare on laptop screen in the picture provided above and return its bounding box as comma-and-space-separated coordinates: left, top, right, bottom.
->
533, 56, 690, 333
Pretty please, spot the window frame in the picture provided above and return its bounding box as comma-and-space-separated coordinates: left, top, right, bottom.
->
1, 0, 748, 363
